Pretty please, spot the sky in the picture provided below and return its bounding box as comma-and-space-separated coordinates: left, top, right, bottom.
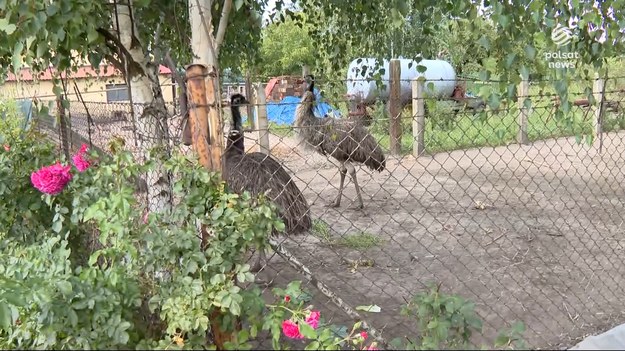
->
261, 0, 294, 26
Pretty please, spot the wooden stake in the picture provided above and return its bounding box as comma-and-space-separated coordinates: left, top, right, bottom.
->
185, 64, 212, 170
412, 78, 425, 157
205, 67, 225, 173
389, 59, 402, 155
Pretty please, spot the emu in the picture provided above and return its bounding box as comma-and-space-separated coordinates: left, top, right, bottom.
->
294, 75, 386, 209
223, 93, 311, 272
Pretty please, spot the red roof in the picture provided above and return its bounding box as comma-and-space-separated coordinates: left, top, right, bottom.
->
5, 64, 172, 82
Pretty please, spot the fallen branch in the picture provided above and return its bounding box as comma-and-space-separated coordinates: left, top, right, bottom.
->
268, 237, 388, 348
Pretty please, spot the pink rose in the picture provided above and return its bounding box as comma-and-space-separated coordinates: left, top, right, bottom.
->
72, 143, 91, 172
31, 162, 73, 195
3, 144, 9, 152
360, 331, 368, 340
284, 295, 291, 303
305, 310, 320, 329
282, 320, 303, 339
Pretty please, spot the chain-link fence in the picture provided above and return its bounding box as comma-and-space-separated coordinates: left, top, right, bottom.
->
31, 74, 625, 349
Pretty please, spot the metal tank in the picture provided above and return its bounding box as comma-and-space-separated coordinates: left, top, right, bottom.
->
346, 58, 457, 105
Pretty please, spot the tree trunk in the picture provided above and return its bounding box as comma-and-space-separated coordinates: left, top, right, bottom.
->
116, 0, 172, 214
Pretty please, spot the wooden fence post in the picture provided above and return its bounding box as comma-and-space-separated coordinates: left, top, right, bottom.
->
517, 79, 530, 145
411, 77, 425, 157
205, 67, 225, 174
185, 64, 212, 170
593, 74, 605, 143
389, 59, 402, 155
255, 82, 270, 154
245, 72, 254, 129
56, 95, 70, 160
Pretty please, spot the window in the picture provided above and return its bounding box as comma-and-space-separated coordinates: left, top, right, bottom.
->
105, 84, 129, 102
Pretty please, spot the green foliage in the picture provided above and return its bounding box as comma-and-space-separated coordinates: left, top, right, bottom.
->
398, 283, 483, 349
434, 18, 499, 76
0, 101, 58, 240
391, 283, 527, 350
0, 125, 286, 348
256, 18, 316, 79
0, 0, 109, 76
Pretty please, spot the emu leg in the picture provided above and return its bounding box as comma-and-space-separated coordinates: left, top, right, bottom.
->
330, 163, 347, 208
345, 162, 364, 209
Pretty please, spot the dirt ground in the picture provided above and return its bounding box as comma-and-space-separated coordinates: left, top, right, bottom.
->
43, 113, 625, 349
247, 129, 625, 349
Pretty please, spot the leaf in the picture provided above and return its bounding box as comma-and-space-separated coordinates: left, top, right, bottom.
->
2, 292, 25, 307
0, 18, 17, 35
477, 35, 490, 50
234, 0, 245, 11
0, 302, 11, 330
87, 28, 99, 43
299, 321, 317, 339
56, 280, 73, 295
230, 300, 241, 316
305, 340, 320, 350
52, 219, 63, 233
12, 41, 23, 72
68, 308, 78, 327
355, 305, 381, 313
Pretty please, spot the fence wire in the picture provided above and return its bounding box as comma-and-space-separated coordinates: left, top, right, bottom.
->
30, 74, 625, 349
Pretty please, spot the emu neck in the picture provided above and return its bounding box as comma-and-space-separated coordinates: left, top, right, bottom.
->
295, 102, 316, 127
227, 105, 245, 154
231, 105, 243, 132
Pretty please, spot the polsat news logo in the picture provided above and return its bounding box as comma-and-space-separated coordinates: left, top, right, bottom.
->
545, 24, 579, 69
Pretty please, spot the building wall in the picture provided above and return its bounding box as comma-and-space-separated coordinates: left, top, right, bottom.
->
0, 75, 176, 104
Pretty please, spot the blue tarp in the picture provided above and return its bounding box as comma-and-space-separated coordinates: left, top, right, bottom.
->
251, 89, 339, 126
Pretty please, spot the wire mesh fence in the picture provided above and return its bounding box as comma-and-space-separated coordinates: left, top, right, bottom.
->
30, 74, 625, 349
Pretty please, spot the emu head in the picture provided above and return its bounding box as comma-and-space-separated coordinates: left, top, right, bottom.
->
230, 93, 249, 107
304, 74, 315, 92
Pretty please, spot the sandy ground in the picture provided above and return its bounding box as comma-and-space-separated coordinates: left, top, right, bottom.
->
37, 111, 625, 349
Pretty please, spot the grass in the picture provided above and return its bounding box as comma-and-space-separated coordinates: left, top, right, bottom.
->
336, 231, 383, 250
368, 93, 625, 155
311, 219, 331, 243
311, 219, 383, 250
268, 121, 294, 138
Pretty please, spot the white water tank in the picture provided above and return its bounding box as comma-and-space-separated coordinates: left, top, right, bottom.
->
346, 58, 457, 105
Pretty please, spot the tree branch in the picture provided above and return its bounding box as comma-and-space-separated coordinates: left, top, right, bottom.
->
214, 0, 233, 58
96, 27, 144, 77
104, 53, 125, 73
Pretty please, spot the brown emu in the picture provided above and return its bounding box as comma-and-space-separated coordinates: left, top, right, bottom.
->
294, 75, 386, 209
224, 94, 311, 272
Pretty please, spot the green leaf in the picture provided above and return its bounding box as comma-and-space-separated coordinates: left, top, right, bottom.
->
234, 0, 245, 11
477, 35, 490, 50
12, 41, 24, 72
0, 302, 12, 330
355, 305, 381, 313
524, 45, 536, 60
52, 219, 63, 233
0, 18, 17, 35
87, 28, 99, 43
299, 321, 317, 339
230, 300, 241, 316
520, 66, 530, 80
68, 308, 78, 327
56, 280, 73, 295
305, 340, 320, 350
